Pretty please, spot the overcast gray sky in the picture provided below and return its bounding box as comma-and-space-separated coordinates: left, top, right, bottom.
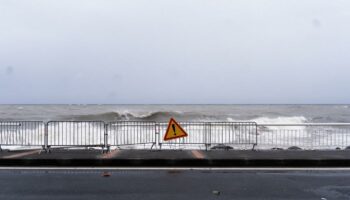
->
0, 0, 349, 104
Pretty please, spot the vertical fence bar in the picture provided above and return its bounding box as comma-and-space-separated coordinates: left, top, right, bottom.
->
104, 123, 109, 152
44, 122, 48, 152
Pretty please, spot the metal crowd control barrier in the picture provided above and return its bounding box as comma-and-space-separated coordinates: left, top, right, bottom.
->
1, 121, 350, 151
158, 122, 258, 150
107, 121, 157, 149
46, 121, 105, 151
0, 121, 45, 150
257, 123, 350, 150
158, 122, 209, 149
209, 122, 257, 147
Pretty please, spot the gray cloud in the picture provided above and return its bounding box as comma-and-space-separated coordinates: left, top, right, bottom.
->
0, 0, 349, 104
5, 66, 14, 75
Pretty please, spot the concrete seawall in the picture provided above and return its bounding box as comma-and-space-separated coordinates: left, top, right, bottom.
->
1, 149, 350, 167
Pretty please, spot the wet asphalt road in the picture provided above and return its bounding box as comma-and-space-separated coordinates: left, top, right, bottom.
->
0, 168, 350, 200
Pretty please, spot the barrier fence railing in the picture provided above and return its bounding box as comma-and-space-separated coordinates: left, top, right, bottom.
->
46, 121, 105, 151
158, 122, 258, 150
0, 121, 45, 150
158, 122, 211, 149
107, 121, 157, 149
256, 123, 350, 150
1, 121, 350, 151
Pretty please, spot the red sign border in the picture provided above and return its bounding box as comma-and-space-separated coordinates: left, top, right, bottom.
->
163, 118, 188, 141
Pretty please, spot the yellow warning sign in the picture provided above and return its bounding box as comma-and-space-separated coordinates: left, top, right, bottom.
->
163, 118, 188, 141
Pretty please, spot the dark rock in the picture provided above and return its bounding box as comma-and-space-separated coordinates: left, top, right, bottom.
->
271, 147, 284, 150
210, 144, 233, 150
288, 146, 302, 150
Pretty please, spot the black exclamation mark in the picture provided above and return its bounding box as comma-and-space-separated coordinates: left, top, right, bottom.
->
172, 124, 176, 136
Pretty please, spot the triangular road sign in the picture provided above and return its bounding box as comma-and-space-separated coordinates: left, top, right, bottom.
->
163, 118, 188, 141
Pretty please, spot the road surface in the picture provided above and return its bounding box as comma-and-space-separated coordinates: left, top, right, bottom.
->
0, 168, 350, 200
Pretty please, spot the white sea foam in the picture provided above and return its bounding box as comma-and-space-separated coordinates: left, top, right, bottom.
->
252, 116, 307, 124
227, 116, 307, 124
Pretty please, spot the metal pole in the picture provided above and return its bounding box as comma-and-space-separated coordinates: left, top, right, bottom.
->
44, 122, 49, 153
156, 123, 162, 150
253, 123, 258, 150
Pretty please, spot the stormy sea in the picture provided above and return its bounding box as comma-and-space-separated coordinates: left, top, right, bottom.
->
1, 104, 350, 150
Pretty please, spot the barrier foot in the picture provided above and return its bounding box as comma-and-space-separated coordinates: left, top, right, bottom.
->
102, 146, 110, 154
42, 146, 51, 154
252, 144, 257, 151
39, 145, 46, 154
150, 143, 161, 151
40, 149, 49, 154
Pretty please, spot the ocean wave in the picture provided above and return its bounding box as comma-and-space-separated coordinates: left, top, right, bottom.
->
61, 111, 200, 122
227, 116, 308, 131
63, 110, 309, 125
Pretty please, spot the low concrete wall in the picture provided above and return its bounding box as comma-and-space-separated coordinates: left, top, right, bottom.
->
1, 149, 350, 167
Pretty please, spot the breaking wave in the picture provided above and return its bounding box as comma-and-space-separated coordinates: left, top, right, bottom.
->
62, 111, 207, 122
63, 111, 308, 124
